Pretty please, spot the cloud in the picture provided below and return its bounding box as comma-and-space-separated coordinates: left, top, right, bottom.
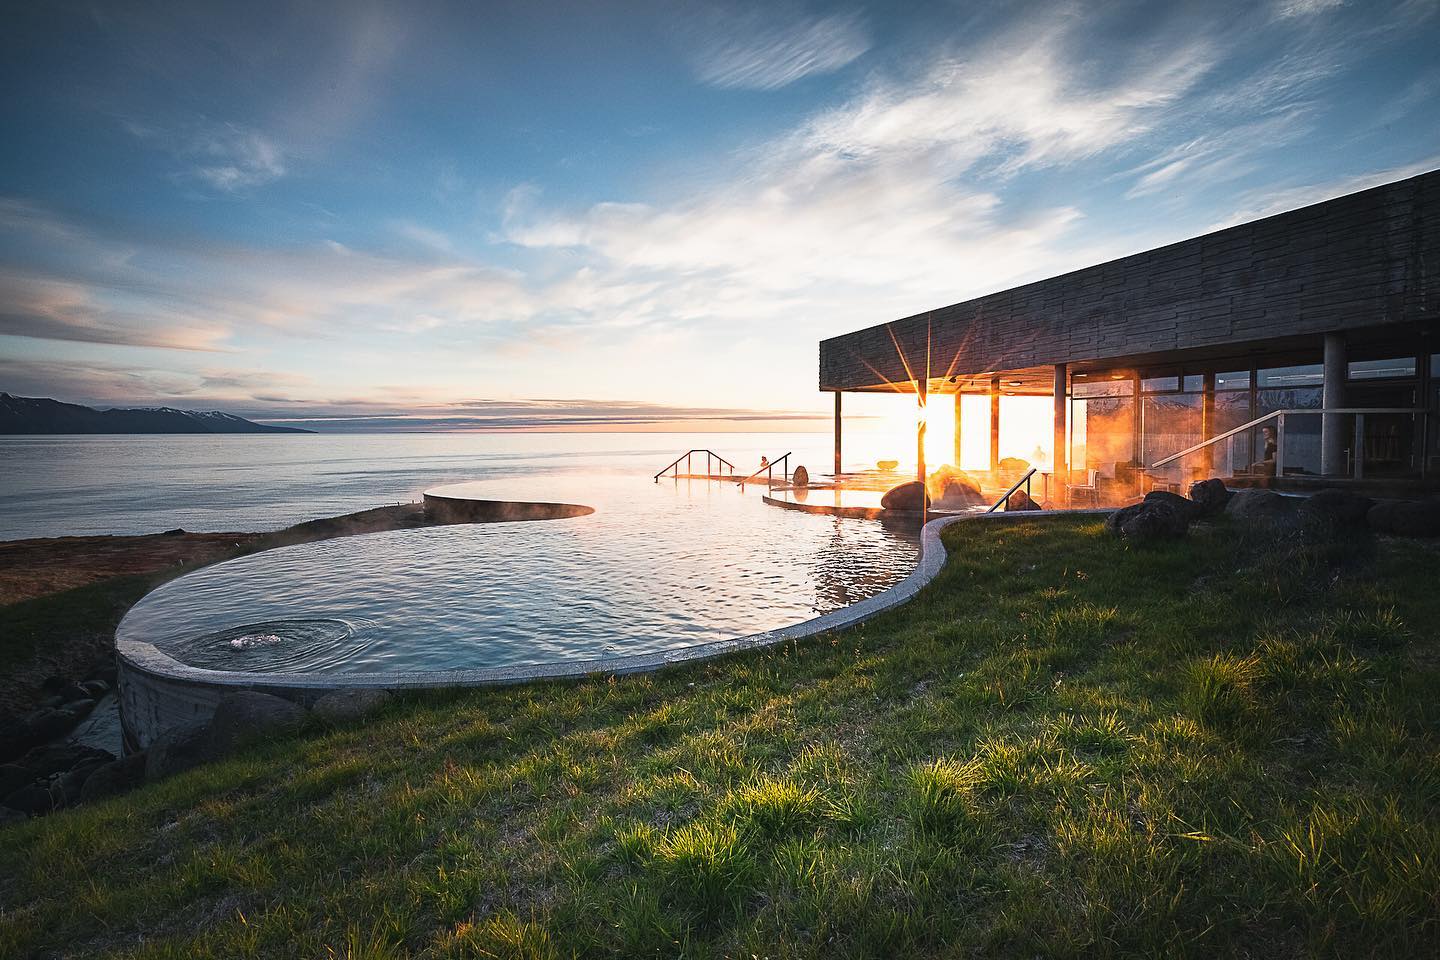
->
687, 8, 869, 90
506, 21, 1218, 323
1275, 0, 1346, 17
123, 118, 287, 192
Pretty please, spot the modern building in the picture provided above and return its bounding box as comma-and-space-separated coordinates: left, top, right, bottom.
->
820, 168, 1440, 500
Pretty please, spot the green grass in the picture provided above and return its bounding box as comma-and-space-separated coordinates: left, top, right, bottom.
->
2, 516, 1438, 958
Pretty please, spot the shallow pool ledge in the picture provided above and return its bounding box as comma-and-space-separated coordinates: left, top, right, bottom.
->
116, 508, 1111, 750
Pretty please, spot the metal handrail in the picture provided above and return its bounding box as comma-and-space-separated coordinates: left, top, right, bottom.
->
654, 448, 736, 481
736, 452, 791, 488
986, 466, 1037, 514
1149, 407, 1427, 469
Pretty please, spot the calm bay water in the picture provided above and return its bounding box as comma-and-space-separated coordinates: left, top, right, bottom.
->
0, 432, 865, 541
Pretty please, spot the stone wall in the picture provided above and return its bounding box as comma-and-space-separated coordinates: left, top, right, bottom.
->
820, 169, 1440, 389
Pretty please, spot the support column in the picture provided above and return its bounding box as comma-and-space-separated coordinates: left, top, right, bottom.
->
1052, 364, 1067, 488
917, 378, 928, 482
1202, 372, 1216, 475
953, 391, 964, 468
989, 376, 1001, 475
1322, 333, 1347, 476
832, 391, 842, 477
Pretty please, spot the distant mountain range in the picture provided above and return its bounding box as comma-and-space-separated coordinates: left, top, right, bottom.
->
0, 394, 313, 434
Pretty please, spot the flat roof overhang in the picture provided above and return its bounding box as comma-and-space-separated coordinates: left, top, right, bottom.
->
820, 168, 1440, 393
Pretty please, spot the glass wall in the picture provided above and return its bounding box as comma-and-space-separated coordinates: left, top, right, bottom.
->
1140, 374, 1203, 483
1070, 375, 1134, 484
1255, 364, 1323, 476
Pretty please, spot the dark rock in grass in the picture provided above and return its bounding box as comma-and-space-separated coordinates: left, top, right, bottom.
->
1224, 489, 1299, 526
3, 781, 60, 816
80, 753, 147, 803
55, 759, 112, 806
18, 743, 112, 780
881, 480, 929, 513
1105, 500, 1190, 544
207, 691, 306, 752
0, 764, 31, 798
145, 723, 217, 781
1300, 489, 1374, 528
1143, 490, 1202, 522
0, 805, 25, 827
1188, 478, 1232, 517
312, 689, 393, 726
791, 465, 809, 487
1367, 496, 1440, 537
1004, 489, 1041, 511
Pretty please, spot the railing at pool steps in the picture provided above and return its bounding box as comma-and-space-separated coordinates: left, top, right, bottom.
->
654, 449, 737, 481
986, 467, 1037, 513
735, 452, 791, 490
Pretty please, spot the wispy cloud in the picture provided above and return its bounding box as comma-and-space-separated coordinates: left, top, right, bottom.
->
124, 118, 287, 192
687, 8, 870, 90
1275, 0, 1346, 18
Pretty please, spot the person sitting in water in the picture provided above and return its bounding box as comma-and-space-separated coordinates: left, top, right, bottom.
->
759, 456, 769, 469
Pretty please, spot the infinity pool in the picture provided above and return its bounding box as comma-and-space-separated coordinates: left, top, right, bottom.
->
117, 473, 921, 675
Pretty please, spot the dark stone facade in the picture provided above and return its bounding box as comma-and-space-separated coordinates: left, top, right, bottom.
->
820, 169, 1440, 390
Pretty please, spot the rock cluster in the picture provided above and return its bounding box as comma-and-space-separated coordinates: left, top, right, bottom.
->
0, 669, 116, 766
1366, 495, 1440, 537
1104, 493, 1193, 544
0, 687, 393, 825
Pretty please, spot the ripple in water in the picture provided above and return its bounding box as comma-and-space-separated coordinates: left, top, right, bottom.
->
172, 618, 378, 673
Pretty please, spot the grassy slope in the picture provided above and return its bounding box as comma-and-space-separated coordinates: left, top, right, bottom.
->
1, 516, 1437, 959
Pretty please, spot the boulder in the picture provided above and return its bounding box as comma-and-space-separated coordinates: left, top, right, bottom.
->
928, 465, 985, 507
937, 479, 986, 508
1143, 490, 1202, 523
1187, 478, 1232, 517
1004, 490, 1041, 511
880, 480, 929, 513
1224, 489, 1300, 526
3, 781, 60, 816
55, 682, 92, 704
79, 753, 147, 803
312, 689, 394, 725
0, 764, 30, 798
145, 722, 218, 781
1105, 500, 1190, 544
791, 465, 809, 487
1367, 496, 1440, 538
55, 759, 111, 806
1300, 489, 1374, 528
207, 691, 307, 752
0, 805, 25, 827
18, 743, 112, 780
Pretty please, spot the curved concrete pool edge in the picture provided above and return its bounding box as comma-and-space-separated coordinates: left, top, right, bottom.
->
116, 508, 1112, 750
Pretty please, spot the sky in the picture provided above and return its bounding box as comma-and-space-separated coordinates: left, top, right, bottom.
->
1, 0, 1438, 431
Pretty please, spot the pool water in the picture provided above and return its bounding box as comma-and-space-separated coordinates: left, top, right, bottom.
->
117, 472, 921, 674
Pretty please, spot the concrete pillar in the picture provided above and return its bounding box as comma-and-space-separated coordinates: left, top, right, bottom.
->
1052, 364, 1067, 485
917, 378, 928, 482
989, 376, 1001, 475
832, 392, 842, 476
1322, 333, 1347, 476
953, 391, 964, 468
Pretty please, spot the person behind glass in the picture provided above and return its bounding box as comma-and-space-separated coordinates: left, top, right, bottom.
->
1257, 425, 1278, 477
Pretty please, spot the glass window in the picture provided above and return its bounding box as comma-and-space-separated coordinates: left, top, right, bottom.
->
1142, 392, 1202, 466
1431, 354, 1439, 377
1349, 358, 1416, 380
1183, 374, 1204, 392
1255, 387, 1323, 476
1216, 370, 1250, 391
1073, 377, 1133, 398
1070, 395, 1135, 478
1142, 375, 1180, 393
1257, 364, 1323, 387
